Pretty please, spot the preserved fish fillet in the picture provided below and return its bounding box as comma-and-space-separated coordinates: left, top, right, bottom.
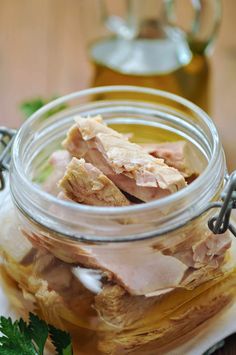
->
94, 284, 159, 328
43, 150, 71, 195
59, 157, 130, 206
97, 274, 235, 354
63, 116, 186, 202
142, 141, 201, 178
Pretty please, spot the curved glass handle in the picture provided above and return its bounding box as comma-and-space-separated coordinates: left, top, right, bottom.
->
100, 0, 137, 39
164, 0, 222, 55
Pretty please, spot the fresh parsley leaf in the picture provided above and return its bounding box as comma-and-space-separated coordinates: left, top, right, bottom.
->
0, 317, 36, 354
49, 324, 73, 355
62, 344, 73, 355
28, 313, 48, 355
18, 318, 31, 342
0, 314, 73, 355
0, 344, 31, 355
18, 318, 29, 334
20, 96, 68, 120
20, 99, 45, 119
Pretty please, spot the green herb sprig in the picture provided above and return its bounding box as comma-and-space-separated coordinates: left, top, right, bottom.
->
0, 313, 73, 355
20, 96, 68, 120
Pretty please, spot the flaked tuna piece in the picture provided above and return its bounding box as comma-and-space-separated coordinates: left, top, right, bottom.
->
24, 228, 188, 296
181, 265, 224, 289
23, 223, 232, 298
63, 116, 186, 202
23, 223, 232, 296
27, 276, 83, 329
57, 191, 72, 201
192, 233, 232, 269
94, 284, 159, 329
95, 272, 236, 353
142, 141, 201, 179
94, 248, 188, 296
59, 157, 130, 206
83, 148, 171, 201
43, 150, 71, 195
97, 286, 232, 354
62, 115, 122, 158
0, 199, 34, 264
154, 227, 232, 273
66, 244, 188, 296
32, 250, 73, 292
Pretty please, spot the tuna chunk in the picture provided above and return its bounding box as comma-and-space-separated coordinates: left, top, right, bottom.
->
26, 276, 85, 329
62, 243, 188, 296
94, 284, 159, 328
153, 227, 232, 282
0, 199, 34, 264
142, 141, 201, 178
23, 228, 188, 296
32, 250, 73, 292
23, 221, 233, 299
59, 157, 130, 206
192, 233, 232, 269
43, 150, 71, 195
97, 286, 232, 354
63, 116, 186, 202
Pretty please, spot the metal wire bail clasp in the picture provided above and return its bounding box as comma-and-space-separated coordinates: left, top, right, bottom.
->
0, 127, 16, 191
208, 171, 236, 237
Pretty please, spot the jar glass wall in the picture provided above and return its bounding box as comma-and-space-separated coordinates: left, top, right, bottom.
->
0, 86, 235, 354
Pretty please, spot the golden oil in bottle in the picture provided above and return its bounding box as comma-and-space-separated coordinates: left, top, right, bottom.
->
89, 35, 209, 112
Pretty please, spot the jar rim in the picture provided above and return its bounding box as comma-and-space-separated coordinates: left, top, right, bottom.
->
11, 85, 224, 242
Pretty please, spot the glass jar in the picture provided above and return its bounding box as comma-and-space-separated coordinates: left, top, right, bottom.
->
0, 86, 236, 354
